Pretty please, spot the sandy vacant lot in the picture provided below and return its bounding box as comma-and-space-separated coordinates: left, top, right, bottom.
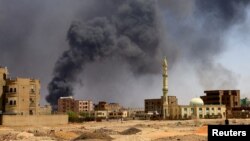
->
1, 119, 250, 141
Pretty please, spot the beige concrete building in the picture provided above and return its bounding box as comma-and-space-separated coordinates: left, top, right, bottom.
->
58, 96, 93, 114
1, 67, 43, 115
0, 66, 68, 126
178, 98, 226, 119
94, 110, 108, 119
39, 104, 52, 115
0, 67, 53, 115
74, 100, 93, 113
108, 110, 128, 119
4, 77, 41, 115
94, 101, 122, 111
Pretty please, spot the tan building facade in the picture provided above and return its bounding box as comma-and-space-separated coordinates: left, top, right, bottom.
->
74, 100, 93, 113
1, 67, 42, 115
0, 67, 68, 126
179, 105, 226, 119
144, 96, 178, 117
108, 110, 128, 119
4, 77, 41, 115
58, 96, 93, 113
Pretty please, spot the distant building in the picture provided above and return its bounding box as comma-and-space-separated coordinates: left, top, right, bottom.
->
178, 98, 226, 119
58, 96, 75, 113
144, 99, 162, 115
126, 107, 144, 119
145, 96, 178, 116
144, 58, 226, 120
94, 101, 122, 111
58, 96, 93, 114
201, 90, 240, 108
108, 110, 128, 119
94, 110, 108, 119
74, 100, 93, 113
39, 104, 52, 115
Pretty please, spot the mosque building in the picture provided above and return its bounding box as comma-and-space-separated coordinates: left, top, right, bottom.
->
144, 57, 226, 120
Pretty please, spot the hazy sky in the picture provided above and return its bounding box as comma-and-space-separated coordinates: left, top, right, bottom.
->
0, 0, 250, 107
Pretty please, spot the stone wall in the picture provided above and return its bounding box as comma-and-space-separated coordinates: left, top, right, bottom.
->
0, 115, 68, 126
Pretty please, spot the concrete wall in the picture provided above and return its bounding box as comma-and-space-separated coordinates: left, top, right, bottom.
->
1, 115, 68, 126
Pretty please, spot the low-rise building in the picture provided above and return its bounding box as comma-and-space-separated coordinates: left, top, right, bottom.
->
144, 96, 178, 117
94, 110, 108, 119
108, 110, 128, 119
178, 98, 226, 119
94, 101, 121, 111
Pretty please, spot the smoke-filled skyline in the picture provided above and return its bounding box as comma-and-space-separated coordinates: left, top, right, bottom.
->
1, 0, 250, 107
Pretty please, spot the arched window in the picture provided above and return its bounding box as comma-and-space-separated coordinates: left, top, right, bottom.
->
10, 88, 13, 93
10, 100, 13, 105
13, 100, 16, 105
14, 88, 16, 92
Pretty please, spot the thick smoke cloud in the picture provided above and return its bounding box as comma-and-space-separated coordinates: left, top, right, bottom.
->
1, 0, 250, 107
46, 0, 163, 105
47, 0, 250, 106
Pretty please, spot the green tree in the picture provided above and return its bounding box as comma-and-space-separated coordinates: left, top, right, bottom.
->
67, 111, 78, 122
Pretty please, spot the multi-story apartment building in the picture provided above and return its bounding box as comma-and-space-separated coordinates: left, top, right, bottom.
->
57, 96, 93, 113
5, 77, 40, 115
74, 100, 93, 113
201, 90, 240, 108
0, 66, 50, 115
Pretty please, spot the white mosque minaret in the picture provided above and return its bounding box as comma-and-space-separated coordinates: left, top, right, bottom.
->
162, 57, 169, 119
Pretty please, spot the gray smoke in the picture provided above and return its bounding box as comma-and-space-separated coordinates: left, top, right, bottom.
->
0, 0, 249, 107
46, 0, 163, 105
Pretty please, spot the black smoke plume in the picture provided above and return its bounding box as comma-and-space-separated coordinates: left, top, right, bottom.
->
46, 0, 162, 105
45, 0, 250, 106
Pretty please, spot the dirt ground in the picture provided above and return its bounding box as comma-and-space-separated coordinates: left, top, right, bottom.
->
1, 118, 250, 141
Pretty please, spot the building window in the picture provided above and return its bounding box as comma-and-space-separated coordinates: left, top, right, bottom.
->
218, 107, 221, 110
10, 88, 13, 93
199, 108, 202, 111
10, 100, 13, 105
14, 100, 16, 105
206, 107, 209, 110
14, 88, 16, 92
211, 108, 214, 110
199, 114, 203, 118
184, 108, 187, 111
